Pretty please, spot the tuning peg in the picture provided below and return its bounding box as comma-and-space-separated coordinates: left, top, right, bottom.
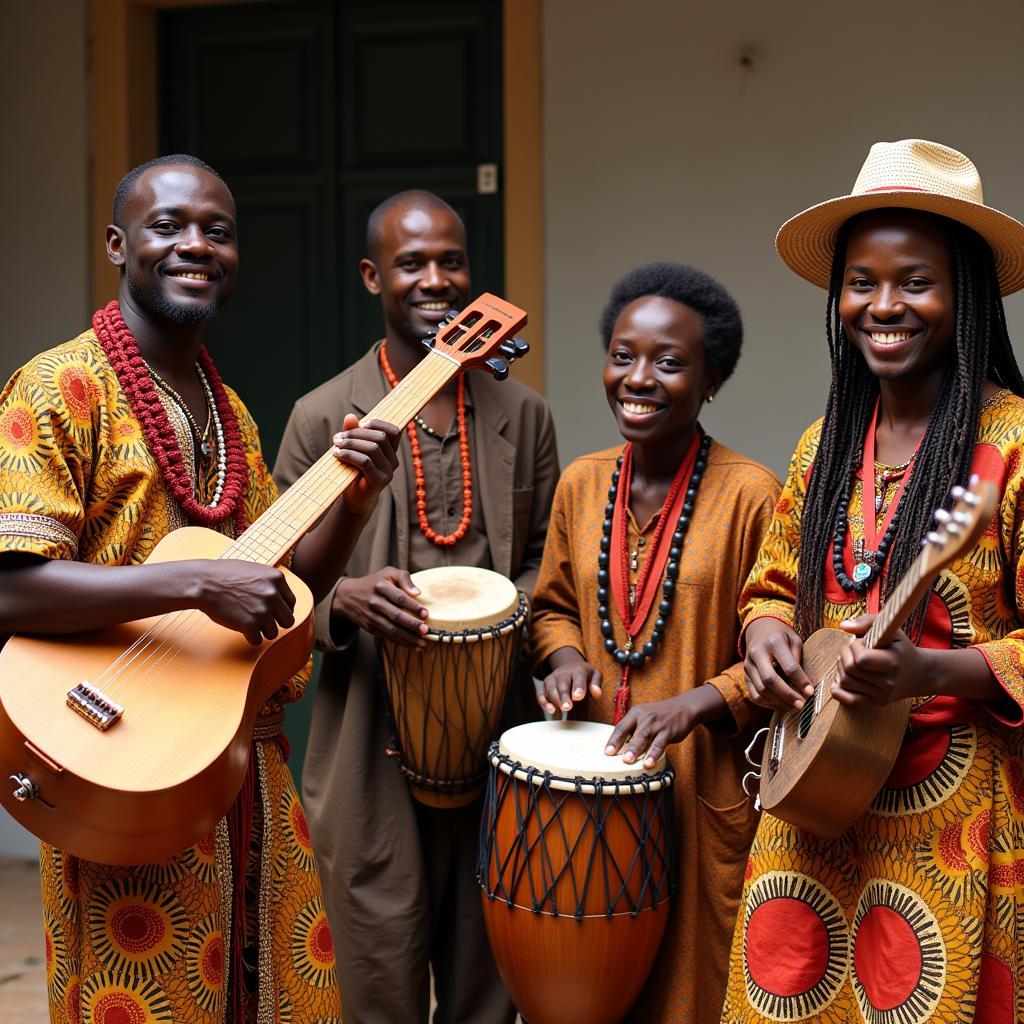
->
950, 485, 965, 500
421, 330, 437, 350
963, 491, 980, 506
934, 508, 951, 524
443, 309, 460, 324
486, 357, 510, 381
925, 531, 943, 545
952, 510, 970, 525
499, 338, 529, 360
946, 522, 962, 537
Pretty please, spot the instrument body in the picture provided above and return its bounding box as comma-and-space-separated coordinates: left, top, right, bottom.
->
0, 294, 529, 863
758, 479, 998, 838
380, 565, 526, 808
478, 720, 675, 1024
0, 527, 313, 864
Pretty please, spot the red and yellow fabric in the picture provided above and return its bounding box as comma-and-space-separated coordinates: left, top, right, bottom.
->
0, 331, 339, 1023
722, 390, 1024, 1024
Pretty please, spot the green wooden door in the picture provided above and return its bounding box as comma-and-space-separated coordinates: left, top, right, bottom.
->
158, 0, 504, 784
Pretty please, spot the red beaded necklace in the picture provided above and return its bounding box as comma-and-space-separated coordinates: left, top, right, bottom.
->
92, 300, 249, 534
379, 342, 472, 547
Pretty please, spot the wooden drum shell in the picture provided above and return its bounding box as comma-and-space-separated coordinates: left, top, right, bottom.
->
479, 741, 675, 1024
379, 567, 526, 808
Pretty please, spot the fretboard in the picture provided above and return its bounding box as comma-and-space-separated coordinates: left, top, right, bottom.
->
223, 349, 459, 566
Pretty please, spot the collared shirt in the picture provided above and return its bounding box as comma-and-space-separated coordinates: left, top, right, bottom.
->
404, 390, 491, 574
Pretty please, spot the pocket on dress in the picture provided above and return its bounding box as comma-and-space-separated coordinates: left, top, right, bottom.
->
697, 793, 758, 873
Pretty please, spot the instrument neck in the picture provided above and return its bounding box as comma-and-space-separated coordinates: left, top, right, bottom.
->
222, 350, 460, 567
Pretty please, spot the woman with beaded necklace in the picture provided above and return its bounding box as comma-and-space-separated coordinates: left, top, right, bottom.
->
723, 141, 1024, 1023
530, 262, 780, 1022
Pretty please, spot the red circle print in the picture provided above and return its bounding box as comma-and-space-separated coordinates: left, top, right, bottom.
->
885, 727, 950, 789
747, 896, 829, 996
111, 905, 164, 953
311, 918, 334, 962
853, 905, 921, 1010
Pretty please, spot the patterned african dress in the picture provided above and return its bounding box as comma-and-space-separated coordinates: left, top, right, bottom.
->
0, 330, 342, 1024
722, 390, 1024, 1024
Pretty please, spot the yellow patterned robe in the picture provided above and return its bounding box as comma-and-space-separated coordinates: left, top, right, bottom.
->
0, 330, 341, 1024
722, 390, 1024, 1024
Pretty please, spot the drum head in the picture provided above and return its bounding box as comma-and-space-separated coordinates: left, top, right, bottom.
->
411, 566, 519, 631
497, 720, 668, 786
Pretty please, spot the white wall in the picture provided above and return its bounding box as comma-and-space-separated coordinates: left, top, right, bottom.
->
0, 0, 89, 857
543, 0, 1024, 475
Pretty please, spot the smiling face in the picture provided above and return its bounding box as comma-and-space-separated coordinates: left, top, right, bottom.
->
838, 210, 956, 384
360, 202, 470, 347
106, 164, 238, 327
603, 295, 720, 448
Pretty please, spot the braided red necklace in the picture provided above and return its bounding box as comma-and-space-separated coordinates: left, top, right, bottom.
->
92, 301, 249, 534
379, 342, 472, 547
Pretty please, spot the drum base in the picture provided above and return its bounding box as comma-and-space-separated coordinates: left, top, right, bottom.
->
410, 783, 482, 809
481, 896, 670, 1024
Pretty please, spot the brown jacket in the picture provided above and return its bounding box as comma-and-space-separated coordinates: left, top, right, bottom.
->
272, 341, 559, 1021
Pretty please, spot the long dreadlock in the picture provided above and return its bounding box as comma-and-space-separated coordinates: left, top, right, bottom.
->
794, 209, 1024, 639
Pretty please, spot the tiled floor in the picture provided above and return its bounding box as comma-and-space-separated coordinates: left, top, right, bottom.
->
0, 857, 47, 1023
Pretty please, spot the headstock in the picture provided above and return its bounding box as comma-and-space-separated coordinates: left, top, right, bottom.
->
422, 293, 529, 380
919, 475, 998, 576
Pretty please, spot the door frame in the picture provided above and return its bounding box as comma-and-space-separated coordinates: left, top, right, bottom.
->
89, 0, 545, 393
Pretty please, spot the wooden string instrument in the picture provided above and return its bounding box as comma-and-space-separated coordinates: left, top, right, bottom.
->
751, 477, 997, 839
0, 294, 528, 865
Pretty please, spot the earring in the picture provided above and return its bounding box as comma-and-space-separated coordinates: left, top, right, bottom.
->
705, 392, 715, 403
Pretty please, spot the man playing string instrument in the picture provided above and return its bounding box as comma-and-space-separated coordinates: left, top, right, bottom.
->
0, 155, 400, 1022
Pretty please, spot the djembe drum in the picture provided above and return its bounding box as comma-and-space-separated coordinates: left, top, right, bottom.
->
379, 566, 527, 808
478, 720, 676, 1024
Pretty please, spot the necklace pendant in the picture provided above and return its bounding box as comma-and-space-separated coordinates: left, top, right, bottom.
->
200, 439, 213, 458
628, 584, 636, 610
624, 637, 634, 653
852, 561, 873, 583
629, 550, 639, 572
875, 494, 884, 513
853, 538, 865, 561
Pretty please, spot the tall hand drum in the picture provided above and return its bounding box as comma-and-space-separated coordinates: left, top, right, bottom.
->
379, 566, 527, 808
478, 720, 676, 1024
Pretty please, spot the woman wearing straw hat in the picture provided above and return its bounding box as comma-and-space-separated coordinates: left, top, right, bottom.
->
722, 140, 1024, 1023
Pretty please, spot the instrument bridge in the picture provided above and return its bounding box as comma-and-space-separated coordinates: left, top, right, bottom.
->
66, 682, 123, 731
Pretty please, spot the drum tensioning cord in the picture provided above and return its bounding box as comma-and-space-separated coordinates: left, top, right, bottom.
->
477, 752, 677, 921
377, 596, 528, 794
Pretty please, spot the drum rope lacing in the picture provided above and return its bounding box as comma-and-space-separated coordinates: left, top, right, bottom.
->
379, 595, 528, 794
478, 745, 677, 921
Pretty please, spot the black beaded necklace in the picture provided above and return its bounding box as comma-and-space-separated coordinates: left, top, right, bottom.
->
598, 431, 711, 668
832, 459, 903, 595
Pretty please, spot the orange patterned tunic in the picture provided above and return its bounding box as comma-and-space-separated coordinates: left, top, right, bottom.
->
723, 391, 1024, 1024
0, 330, 341, 1024
531, 439, 780, 1023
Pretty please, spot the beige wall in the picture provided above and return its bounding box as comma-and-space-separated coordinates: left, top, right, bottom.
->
0, 1, 90, 383
542, 0, 1024, 475
0, 0, 89, 857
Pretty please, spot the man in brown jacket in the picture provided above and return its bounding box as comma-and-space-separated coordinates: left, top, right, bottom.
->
273, 190, 559, 1023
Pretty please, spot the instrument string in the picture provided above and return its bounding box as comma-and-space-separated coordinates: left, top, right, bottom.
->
64, 354, 461, 711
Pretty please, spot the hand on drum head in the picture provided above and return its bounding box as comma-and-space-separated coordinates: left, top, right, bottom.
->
538, 647, 603, 715
605, 687, 728, 769
332, 567, 430, 648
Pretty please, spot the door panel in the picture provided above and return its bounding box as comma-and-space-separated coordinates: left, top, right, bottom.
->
159, 0, 504, 785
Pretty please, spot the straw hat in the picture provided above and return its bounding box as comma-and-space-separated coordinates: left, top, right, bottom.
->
775, 139, 1024, 295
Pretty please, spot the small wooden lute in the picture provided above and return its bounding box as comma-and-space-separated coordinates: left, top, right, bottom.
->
0, 294, 528, 865
755, 477, 997, 839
